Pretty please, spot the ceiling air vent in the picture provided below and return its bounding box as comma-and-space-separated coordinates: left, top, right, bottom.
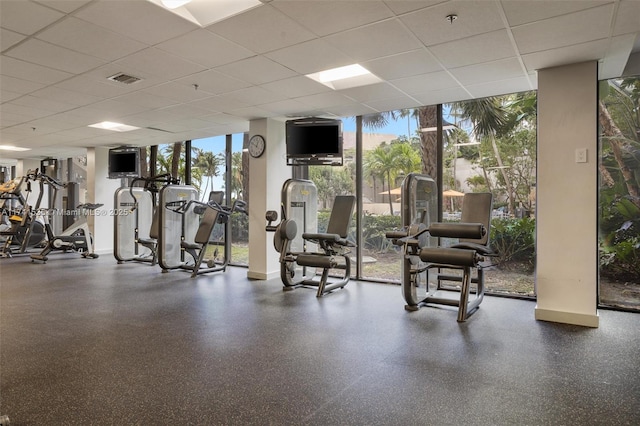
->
107, 73, 142, 85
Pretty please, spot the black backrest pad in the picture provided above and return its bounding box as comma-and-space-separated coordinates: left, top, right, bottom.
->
194, 206, 219, 244
326, 195, 356, 238
459, 192, 492, 245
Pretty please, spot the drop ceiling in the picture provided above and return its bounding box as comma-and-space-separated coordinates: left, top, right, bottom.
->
1, 0, 639, 161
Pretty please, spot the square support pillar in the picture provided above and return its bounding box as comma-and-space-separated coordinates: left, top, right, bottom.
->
247, 118, 290, 280
535, 61, 599, 327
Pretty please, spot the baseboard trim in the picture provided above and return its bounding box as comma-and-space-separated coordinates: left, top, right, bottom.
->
535, 306, 599, 328
246, 270, 279, 281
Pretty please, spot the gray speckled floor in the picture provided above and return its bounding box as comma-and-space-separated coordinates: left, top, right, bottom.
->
1, 254, 639, 425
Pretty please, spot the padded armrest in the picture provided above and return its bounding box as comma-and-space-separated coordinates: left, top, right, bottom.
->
385, 230, 408, 239
428, 222, 485, 239
452, 242, 498, 256
302, 232, 353, 247
303, 232, 341, 242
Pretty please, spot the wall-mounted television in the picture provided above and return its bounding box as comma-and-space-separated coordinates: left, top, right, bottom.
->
286, 117, 343, 166
108, 146, 140, 179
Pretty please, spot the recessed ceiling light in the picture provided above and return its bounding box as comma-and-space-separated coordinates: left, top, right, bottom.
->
161, 0, 191, 9
147, 0, 263, 27
88, 121, 141, 132
306, 64, 382, 90
0, 145, 31, 152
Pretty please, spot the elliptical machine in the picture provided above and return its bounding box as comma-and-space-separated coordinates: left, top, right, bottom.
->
0, 170, 46, 257
31, 175, 102, 263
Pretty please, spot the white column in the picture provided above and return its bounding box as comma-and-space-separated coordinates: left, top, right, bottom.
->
535, 61, 599, 327
247, 118, 290, 280
86, 147, 121, 255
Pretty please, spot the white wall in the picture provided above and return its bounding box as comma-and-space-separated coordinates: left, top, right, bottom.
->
535, 61, 599, 327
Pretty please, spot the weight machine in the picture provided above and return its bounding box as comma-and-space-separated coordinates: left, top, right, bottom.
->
386, 174, 496, 321
265, 179, 356, 297
113, 174, 178, 265
166, 196, 247, 277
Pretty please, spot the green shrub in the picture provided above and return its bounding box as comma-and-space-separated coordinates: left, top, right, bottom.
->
490, 217, 536, 271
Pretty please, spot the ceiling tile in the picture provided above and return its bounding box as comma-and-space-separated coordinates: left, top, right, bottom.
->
156, 29, 255, 68
339, 82, 409, 103
141, 81, 212, 103
0, 89, 22, 103
208, 4, 316, 53
54, 75, 140, 98
228, 106, 277, 120
297, 92, 356, 109
0, 75, 46, 96
6, 38, 105, 74
362, 49, 443, 80
9, 94, 77, 114
111, 92, 180, 110
390, 70, 460, 93
400, 1, 505, 47
449, 57, 526, 86
412, 86, 472, 105
188, 95, 249, 114
0, 56, 72, 85
0, 1, 64, 35
466, 76, 535, 99
383, 1, 446, 16
227, 86, 288, 106
34, 1, 92, 14
1, 29, 26, 51
326, 18, 423, 62
613, 0, 640, 36
113, 47, 206, 81
75, 0, 196, 45
429, 30, 516, 69
260, 76, 330, 99
323, 102, 378, 118
272, 0, 393, 36
214, 56, 297, 85
257, 99, 311, 116
501, 0, 611, 27
265, 39, 353, 74
37, 17, 148, 61
512, 4, 615, 54
363, 95, 422, 114
172, 69, 252, 96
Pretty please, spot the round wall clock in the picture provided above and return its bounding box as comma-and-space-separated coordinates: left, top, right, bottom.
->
248, 134, 266, 158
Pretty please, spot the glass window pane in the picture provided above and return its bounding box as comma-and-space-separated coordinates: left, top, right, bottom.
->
598, 75, 640, 311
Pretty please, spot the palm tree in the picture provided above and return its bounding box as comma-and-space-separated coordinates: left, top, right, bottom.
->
171, 142, 182, 181
599, 79, 640, 208
452, 97, 514, 213
192, 147, 223, 201
364, 144, 397, 214
231, 151, 244, 200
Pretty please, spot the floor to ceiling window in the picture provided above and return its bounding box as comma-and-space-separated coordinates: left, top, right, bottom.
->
351, 95, 537, 297
598, 75, 640, 312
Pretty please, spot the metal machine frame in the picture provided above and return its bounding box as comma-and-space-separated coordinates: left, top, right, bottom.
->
266, 179, 356, 297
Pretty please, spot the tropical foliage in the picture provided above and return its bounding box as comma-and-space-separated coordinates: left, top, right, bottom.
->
599, 76, 640, 281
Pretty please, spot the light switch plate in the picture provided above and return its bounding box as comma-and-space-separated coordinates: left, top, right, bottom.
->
575, 148, 587, 163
